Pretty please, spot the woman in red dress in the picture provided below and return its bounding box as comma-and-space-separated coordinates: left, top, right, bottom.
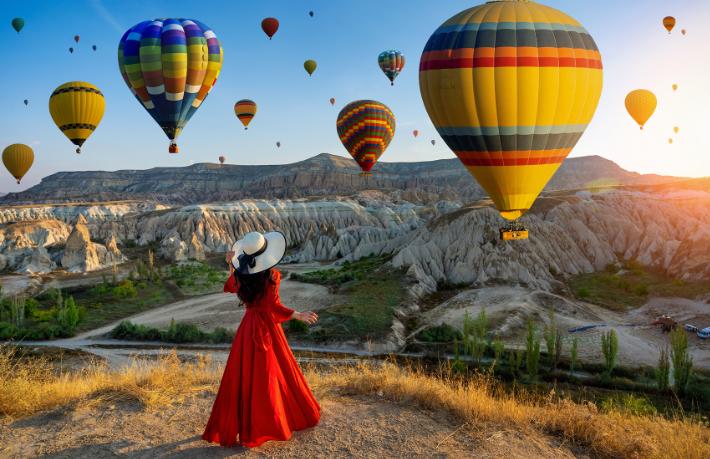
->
202, 231, 320, 448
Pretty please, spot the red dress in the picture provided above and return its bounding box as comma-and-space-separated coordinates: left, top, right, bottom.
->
202, 269, 321, 447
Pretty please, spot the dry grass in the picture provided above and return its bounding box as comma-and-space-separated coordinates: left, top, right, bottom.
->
1, 345, 708, 459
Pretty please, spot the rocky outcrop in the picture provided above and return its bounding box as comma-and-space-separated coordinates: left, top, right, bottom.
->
61, 215, 103, 272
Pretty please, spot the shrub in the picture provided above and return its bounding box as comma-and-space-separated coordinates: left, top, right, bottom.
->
656, 346, 670, 392
508, 349, 523, 378
576, 287, 590, 299
601, 329, 619, 378
209, 327, 234, 343
112, 279, 138, 298
491, 335, 504, 369
288, 319, 310, 334
463, 310, 488, 366
0, 321, 19, 340
417, 323, 462, 343
569, 336, 578, 372
525, 320, 541, 380
670, 327, 693, 396
56, 296, 80, 330
634, 283, 649, 296
543, 311, 562, 370
600, 394, 657, 417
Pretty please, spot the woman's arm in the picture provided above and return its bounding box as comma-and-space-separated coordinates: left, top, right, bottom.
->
223, 251, 238, 293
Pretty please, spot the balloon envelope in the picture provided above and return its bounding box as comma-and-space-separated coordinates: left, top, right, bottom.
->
413, 130, 419, 138
330, 97, 336, 106
11, 18, 24, 33
337, 100, 395, 173
49, 81, 105, 154
419, 1, 603, 221
261, 18, 279, 39
672, 84, 678, 91
2, 144, 33, 184
118, 19, 223, 152
92, 45, 97, 51
23, 99, 28, 106
663, 16, 675, 33
219, 155, 226, 164
69, 47, 73, 53
674, 126, 679, 134
431, 140, 435, 146
304, 59, 317, 76
378, 50, 405, 85
74, 35, 80, 43
625, 90, 657, 129
234, 99, 257, 129
309, 11, 314, 17
276, 141, 281, 148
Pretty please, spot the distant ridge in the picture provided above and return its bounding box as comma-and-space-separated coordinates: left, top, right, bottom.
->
1, 153, 681, 205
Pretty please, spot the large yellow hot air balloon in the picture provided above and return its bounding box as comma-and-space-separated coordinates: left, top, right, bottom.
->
625, 90, 657, 130
419, 1, 603, 236
49, 82, 105, 154
2, 144, 34, 184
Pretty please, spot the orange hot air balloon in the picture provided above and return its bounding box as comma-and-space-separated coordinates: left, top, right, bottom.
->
330, 97, 336, 106
261, 18, 279, 39
625, 90, 657, 130
413, 130, 419, 138
663, 16, 675, 34
672, 84, 678, 92
234, 99, 257, 129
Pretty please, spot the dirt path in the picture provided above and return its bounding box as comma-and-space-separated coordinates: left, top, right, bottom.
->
0, 392, 576, 458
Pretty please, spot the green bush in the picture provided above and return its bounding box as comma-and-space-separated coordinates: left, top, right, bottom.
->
112, 279, 138, 298
417, 323, 462, 343
0, 321, 19, 339
600, 394, 657, 417
634, 283, 649, 296
543, 311, 562, 370
525, 320, 541, 380
601, 329, 619, 378
56, 296, 80, 329
210, 327, 234, 343
670, 327, 693, 396
288, 319, 310, 334
570, 336, 579, 372
576, 287, 590, 299
656, 347, 670, 392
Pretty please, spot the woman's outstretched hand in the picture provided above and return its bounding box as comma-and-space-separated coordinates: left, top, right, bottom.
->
294, 311, 318, 325
225, 251, 235, 264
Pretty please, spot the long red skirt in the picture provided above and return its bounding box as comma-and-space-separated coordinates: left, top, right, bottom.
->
202, 308, 321, 447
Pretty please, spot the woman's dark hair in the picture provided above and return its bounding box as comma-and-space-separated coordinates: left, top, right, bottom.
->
234, 268, 275, 305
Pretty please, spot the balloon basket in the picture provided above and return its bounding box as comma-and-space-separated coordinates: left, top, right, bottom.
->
169, 143, 179, 154
500, 221, 528, 241
359, 171, 372, 177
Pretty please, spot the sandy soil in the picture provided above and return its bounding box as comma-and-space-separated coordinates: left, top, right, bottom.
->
420, 286, 710, 369
0, 391, 577, 459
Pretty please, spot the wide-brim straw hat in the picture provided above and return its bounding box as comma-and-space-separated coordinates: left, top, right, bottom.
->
230, 231, 286, 275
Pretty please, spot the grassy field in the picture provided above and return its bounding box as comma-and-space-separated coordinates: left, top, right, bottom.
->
568, 260, 710, 311
1, 345, 707, 458
288, 256, 408, 343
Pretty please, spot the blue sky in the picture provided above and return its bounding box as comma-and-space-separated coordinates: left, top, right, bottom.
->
1, 0, 709, 192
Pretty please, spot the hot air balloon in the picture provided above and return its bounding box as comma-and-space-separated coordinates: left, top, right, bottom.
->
234, 99, 257, 129
625, 90, 657, 130
431, 139, 436, 146
672, 84, 678, 92
69, 47, 74, 53
413, 130, 419, 138
261, 17, 279, 39
304, 59, 317, 76
674, 126, 679, 134
330, 97, 336, 106
681, 29, 687, 35
118, 19, 223, 154
378, 50, 405, 85
276, 141, 281, 148
92, 45, 97, 51
419, 1, 603, 240
49, 81, 105, 154
23, 99, 28, 106
2, 144, 33, 184
11, 18, 24, 33
309, 11, 314, 17
668, 138, 673, 144
337, 100, 395, 175
74, 35, 80, 43
219, 155, 226, 165
663, 16, 675, 34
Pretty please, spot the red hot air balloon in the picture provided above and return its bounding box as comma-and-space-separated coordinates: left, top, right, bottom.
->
413, 130, 419, 138
261, 18, 279, 40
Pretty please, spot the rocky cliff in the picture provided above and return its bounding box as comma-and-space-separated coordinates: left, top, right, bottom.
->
1, 154, 678, 205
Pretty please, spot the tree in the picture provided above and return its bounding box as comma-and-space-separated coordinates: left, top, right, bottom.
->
525, 320, 541, 380
670, 327, 693, 396
656, 347, 670, 392
601, 329, 618, 378
543, 311, 562, 370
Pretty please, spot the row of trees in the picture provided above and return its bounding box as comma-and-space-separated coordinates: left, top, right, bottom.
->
452, 310, 695, 396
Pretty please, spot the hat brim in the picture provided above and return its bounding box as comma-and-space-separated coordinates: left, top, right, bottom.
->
231, 231, 286, 275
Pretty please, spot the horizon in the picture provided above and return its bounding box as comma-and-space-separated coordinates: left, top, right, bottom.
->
1, 0, 709, 193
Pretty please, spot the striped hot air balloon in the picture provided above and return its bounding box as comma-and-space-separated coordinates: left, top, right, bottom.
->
419, 0, 603, 227
337, 100, 396, 174
118, 19, 223, 153
378, 50, 405, 85
49, 81, 105, 154
234, 99, 257, 129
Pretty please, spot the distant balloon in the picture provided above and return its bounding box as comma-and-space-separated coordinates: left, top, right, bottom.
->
337, 100, 395, 174
330, 97, 336, 106
74, 35, 80, 43
23, 99, 28, 106
674, 126, 679, 134
219, 155, 226, 165
49, 81, 105, 154
413, 129, 419, 138
431, 139, 436, 146
276, 141, 281, 148
2, 144, 33, 184
309, 11, 314, 17
261, 17, 279, 39
118, 18, 224, 154
304, 59, 317, 76
11, 18, 24, 33
681, 29, 687, 35
668, 138, 673, 144
625, 90, 657, 130
663, 16, 675, 34
69, 47, 74, 53
92, 45, 97, 51
234, 99, 257, 129
378, 50, 405, 85
672, 84, 678, 92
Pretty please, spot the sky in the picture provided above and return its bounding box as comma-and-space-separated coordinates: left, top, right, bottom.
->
1, 0, 709, 193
